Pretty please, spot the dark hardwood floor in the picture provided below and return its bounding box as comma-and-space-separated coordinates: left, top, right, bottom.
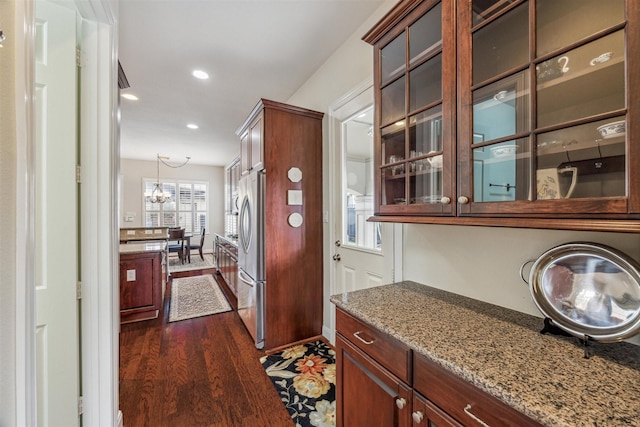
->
119, 268, 294, 427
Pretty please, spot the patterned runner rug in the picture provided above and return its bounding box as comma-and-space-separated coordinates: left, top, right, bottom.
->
168, 253, 215, 274
260, 340, 336, 427
168, 274, 231, 322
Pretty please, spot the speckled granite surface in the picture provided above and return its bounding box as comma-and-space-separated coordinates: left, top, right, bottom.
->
119, 242, 166, 254
330, 281, 640, 427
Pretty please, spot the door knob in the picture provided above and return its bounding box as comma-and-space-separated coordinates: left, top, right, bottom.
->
335, 240, 341, 247
332, 254, 341, 261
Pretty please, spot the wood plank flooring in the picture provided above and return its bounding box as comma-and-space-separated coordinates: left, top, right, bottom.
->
119, 269, 294, 427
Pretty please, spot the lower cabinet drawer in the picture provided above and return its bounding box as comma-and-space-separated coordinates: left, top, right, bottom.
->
413, 353, 542, 427
336, 309, 411, 384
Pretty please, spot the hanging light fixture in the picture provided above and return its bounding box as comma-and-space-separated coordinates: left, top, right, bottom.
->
144, 154, 191, 203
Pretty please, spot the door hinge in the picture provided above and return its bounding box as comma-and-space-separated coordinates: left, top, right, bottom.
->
77, 281, 82, 299
78, 396, 84, 415
76, 48, 84, 68
76, 165, 82, 184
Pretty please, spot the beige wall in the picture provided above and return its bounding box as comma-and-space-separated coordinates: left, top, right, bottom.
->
0, 0, 17, 423
289, 0, 640, 345
119, 158, 226, 252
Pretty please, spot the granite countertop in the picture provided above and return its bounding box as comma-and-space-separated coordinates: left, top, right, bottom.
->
330, 281, 640, 427
119, 242, 167, 255
216, 233, 238, 247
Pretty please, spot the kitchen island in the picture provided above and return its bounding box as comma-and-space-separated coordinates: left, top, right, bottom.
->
331, 281, 640, 426
119, 242, 167, 323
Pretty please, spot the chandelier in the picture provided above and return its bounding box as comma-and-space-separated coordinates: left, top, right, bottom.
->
144, 154, 191, 204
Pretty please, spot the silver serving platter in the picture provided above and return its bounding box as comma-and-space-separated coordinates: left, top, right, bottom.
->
525, 242, 640, 342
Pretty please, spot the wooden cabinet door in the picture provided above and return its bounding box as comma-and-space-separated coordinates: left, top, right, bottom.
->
336, 333, 412, 427
412, 393, 462, 427
119, 251, 162, 322
456, 0, 633, 217
240, 130, 250, 175
249, 113, 263, 171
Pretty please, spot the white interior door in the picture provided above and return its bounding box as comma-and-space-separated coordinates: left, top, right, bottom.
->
330, 84, 395, 296
35, 1, 80, 425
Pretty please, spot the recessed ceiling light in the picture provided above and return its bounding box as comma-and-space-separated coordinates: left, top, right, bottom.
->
187, 123, 199, 129
121, 93, 138, 100
192, 70, 209, 80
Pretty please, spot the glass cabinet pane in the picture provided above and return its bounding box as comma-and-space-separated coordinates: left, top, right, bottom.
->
410, 106, 443, 156
536, 118, 625, 200
472, 0, 517, 26
410, 54, 442, 112
537, 31, 625, 128
473, 3, 528, 84
409, 3, 442, 66
537, 0, 624, 56
410, 158, 442, 204
381, 77, 406, 126
473, 71, 530, 142
381, 33, 406, 84
473, 139, 530, 202
381, 122, 405, 166
381, 166, 406, 206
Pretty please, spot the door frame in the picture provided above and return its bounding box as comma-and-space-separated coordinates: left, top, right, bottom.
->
325, 79, 403, 344
14, 0, 120, 425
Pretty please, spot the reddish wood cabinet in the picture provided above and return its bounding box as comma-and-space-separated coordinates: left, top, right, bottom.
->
237, 99, 324, 350
364, 0, 640, 232
119, 250, 163, 323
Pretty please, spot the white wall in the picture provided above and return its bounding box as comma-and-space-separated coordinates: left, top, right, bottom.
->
288, 0, 640, 345
119, 158, 225, 252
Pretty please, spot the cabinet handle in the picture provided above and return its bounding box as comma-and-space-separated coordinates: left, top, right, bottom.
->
440, 196, 451, 204
395, 398, 406, 409
457, 196, 470, 204
353, 331, 375, 345
464, 404, 490, 427
412, 411, 424, 423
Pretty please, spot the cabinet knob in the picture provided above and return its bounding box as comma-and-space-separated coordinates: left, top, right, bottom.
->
395, 398, 407, 409
440, 196, 451, 204
412, 411, 424, 423
457, 196, 470, 204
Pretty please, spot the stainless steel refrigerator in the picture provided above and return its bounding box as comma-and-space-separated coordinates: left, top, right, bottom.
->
237, 170, 265, 349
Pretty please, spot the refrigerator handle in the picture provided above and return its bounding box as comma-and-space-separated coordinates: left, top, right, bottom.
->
238, 195, 252, 254
238, 269, 256, 287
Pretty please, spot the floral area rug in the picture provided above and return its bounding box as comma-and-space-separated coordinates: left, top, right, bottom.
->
260, 340, 336, 427
168, 274, 231, 322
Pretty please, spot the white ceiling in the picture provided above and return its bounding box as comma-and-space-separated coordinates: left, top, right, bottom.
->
118, 0, 384, 167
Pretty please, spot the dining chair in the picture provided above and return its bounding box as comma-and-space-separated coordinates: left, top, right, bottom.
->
167, 227, 185, 263
186, 227, 206, 261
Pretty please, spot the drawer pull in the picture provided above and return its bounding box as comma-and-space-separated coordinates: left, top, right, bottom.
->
353, 331, 375, 345
464, 404, 490, 427
412, 411, 424, 423
395, 398, 406, 409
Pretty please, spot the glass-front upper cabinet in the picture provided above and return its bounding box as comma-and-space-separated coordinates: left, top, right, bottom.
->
371, 0, 456, 215
458, 0, 636, 216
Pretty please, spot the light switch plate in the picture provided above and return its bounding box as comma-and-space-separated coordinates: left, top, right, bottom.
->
126, 269, 136, 281
287, 190, 303, 205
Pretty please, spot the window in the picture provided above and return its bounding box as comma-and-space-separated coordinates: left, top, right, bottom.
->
143, 179, 208, 235
342, 106, 381, 251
